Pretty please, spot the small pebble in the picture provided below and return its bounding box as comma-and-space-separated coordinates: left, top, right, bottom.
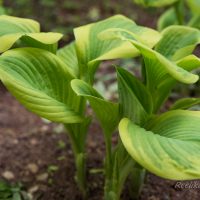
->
30, 138, 38, 145
12, 139, 19, 144
40, 125, 49, 132
36, 173, 48, 181
27, 163, 39, 174
2, 171, 15, 180
28, 185, 39, 194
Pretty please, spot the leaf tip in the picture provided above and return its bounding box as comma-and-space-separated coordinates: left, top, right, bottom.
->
119, 118, 130, 135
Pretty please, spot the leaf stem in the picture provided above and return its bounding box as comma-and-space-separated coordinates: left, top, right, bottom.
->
104, 132, 113, 200
65, 124, 88, 199
128, 164, 146, 200
104, 137, 138, 200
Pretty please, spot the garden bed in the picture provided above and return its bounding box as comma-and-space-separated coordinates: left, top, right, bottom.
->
0, 88, 200, 200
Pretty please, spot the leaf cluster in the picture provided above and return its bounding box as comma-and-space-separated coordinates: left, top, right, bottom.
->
0, 14, 200, 199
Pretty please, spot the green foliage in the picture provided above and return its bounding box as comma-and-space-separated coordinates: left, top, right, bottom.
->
57, 42, 79, 77
40, 0, 55, 7
119, 110, 200, 180
47, 165, 59, 173
57, 140, 66, 149
0, 181, 30, 200
133, 0, 200, 31
157, 8, 178, 30
0, 48, 83, 124
0, 15, 62, 53
0, 14, 200, 200
0, 0, 8, 14
133, 0, 179, 7
186, 0, 200, 15
73, 14, 160, 83
158, 0, 200, 30
100, 23, 200, 182
170, 97, 200, 110
71, 79, 119, 134
116, 67, 153, 124
100, 26, 200, 112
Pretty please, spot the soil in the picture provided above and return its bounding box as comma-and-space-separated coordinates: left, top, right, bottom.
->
0, 86, 200, 200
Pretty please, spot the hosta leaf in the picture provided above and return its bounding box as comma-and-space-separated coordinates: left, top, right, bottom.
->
154, 54, 200, 111
155, 26, 200, 61
119, 110, 200, 180
57, 42, 79, 77
101, 27, 200, 111
71, 79, 119, 134
0, 32, 63, 53
0, 48, 83, 123
155, 54, 200, 111
0, 15, 62, 53
117, 67, 153, 124
170, 98, 200, 110
157, 8, 178, 31
176, 55, 200, 71
74, 15, 160, 82
100, 27, 199, 83
133, 0, 178, 7
0, 15, 39, 35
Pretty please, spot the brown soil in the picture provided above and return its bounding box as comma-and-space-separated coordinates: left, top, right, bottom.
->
0, 86, 200, 200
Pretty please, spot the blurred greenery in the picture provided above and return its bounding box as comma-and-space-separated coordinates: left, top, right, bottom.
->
0, 0, 6, 14
0, 180, 30, 200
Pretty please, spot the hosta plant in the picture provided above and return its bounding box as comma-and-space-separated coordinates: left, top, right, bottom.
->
158, 0, 200, 30
0, 14, 200, 200
133, 0, 200, 30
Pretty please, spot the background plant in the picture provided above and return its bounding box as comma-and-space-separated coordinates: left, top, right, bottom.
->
0, 180, 31, 200
133, 0, 200, 30
133, 0, 200, 106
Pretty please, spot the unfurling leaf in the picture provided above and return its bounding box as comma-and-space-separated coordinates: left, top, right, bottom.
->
117, 67, 153, 124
